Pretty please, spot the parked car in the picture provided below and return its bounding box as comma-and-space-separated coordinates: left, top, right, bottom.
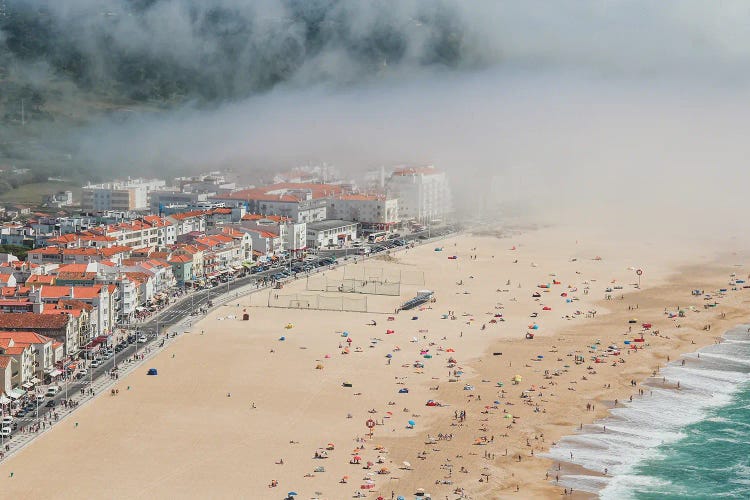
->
91, 359, 100, 368
45, 400, 56, 408
36, 394, 45, 402
0, 427, 11, 438
2, 416, 13, 426
137, 335, 148, 343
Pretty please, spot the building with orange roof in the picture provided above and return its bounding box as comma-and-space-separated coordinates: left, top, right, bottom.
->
168, 245, 204, 285
215, 182, 348, 223
327, 193, 399, 230
0, 331, 56, 383
0, 269, 16, 288
27, 245, 133, 266
167, 211, 207, 238
0, 313, 79, 357
25, 274, 56, 286
28, 284, 114, 338
0, 334, 34, 387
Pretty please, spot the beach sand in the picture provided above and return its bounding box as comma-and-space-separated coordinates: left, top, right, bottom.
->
0, 223, 747, 499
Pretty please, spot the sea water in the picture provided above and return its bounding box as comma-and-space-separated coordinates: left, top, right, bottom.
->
545, 325, 750, 499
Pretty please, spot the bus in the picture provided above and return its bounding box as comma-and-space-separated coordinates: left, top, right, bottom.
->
367, 231, 388, 243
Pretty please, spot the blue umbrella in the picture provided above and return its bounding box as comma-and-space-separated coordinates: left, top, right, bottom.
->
408, 420, 415, 426
398, 497, 406, 500
287, 493, 298, 497
386, 354, 393, 358
279, 336, 286, 341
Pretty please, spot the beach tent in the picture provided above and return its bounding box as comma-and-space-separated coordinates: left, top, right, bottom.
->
147, 368, 158, 376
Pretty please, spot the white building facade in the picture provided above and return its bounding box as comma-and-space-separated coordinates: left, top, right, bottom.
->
387, 166, 451, 223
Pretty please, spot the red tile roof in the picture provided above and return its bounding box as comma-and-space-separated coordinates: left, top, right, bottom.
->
56, 264, 89, 273
169, 210, 207, 221
0, 313, 71, 329
0, 331, 54, 344
168, 255, 192, 264
229, 182, 344, 202
25, 275, 55, 285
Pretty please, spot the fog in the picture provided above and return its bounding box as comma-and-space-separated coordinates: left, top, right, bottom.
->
4, 1, 750, 236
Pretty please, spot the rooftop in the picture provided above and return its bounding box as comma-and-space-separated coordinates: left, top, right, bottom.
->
228, 182, 345, 203
307, 219, 359, 231
0, 313, 71, 329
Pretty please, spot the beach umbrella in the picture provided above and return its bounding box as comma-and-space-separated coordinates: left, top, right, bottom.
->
537, 355, 544, 359
386, 354, 393, 358
279, 336, 286, 341
287, 493, 297, 497
408, 420, 416, 426
342, 331, 349, 336
504, 414, 513, 419
398, 497, 406, 500
403, 461, 411, 468
353, 455, 362, 461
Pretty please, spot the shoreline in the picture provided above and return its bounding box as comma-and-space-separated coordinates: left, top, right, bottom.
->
0, 227, 748, 499
547, 322, 750, 498
453, 263, 750, 498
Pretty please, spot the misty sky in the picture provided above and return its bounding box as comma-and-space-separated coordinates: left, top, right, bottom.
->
7, 1, 749, 228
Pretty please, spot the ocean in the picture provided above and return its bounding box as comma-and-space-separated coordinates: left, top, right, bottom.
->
545, 325, 750, 499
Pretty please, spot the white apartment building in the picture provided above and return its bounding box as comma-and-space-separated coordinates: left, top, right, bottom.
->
306, 220, 359, 249
82, 178, 166, 211
97, 216, 176, 248
327, 194, 399, 231
387, 166, 452, 223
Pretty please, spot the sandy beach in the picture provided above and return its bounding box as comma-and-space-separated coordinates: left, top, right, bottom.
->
0, 222, 747, 499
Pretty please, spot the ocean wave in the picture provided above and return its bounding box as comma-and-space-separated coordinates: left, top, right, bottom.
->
544, 325, 750, 497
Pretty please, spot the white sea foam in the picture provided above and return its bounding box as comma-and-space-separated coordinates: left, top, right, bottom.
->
544, 325, 750, 497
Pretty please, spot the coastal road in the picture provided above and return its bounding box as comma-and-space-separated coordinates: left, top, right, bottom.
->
5, 226, 459, 437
